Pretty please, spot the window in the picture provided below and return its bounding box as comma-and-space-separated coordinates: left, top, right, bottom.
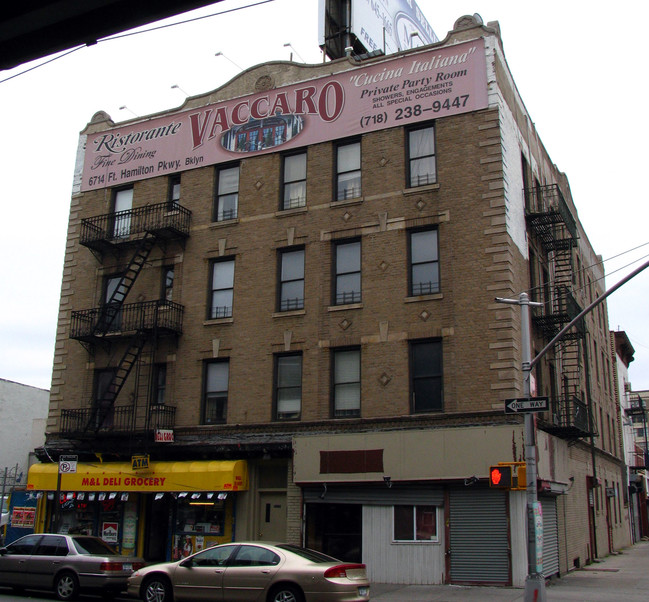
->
6, 534, 42, 555
168, 174, 181, 210
232, 545, 281, 567
93, 368, 116, 428
35, 535, 69, 556
393, 505, 438, 541
334, 240, 361, 305
409, 228, 439, 296
336, 141, 361, 200
192, 545, 236, 567
275, 353, 302, 420
210, 259, 235, 319
408, 125, 436, 187
112, 186, 133, 237
333, 348, 360, 417
214, 165, 239, 221
279, 248, 305, 311
410, 339, 442, 412
282, 152, 307, 209
162, 266, 174, 302
152, 364, 167, 405
204, 360, 229, 424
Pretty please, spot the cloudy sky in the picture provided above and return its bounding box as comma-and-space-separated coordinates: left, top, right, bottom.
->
1, 0, 648, 392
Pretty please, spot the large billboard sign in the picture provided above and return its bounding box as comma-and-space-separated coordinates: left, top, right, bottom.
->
353, 0, 439, 54
81, 39, 487, 192
319, 0, 438, 58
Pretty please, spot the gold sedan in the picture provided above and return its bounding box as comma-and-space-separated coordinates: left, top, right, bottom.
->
127, 542, 370, 602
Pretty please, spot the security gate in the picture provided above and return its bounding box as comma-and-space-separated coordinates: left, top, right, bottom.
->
448, 487, 510, 584
541, 497, 559, 577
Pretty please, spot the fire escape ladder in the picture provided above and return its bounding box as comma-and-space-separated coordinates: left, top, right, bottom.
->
94, 232, 157, 334
558, 338, 582, 399
87, 334, 148, 433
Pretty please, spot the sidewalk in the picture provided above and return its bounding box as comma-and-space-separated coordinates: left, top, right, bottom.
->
369, 540, 649, 601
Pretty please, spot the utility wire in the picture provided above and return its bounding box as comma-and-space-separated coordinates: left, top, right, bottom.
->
523, 241, 649, 302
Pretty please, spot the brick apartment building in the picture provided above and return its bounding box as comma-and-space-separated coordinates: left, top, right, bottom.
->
29, 14, 630, 585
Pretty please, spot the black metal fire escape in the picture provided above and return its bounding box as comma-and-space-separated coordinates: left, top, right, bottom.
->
525, 183, 591, 440
66, 201, 190, 435
94, 232, 157, 335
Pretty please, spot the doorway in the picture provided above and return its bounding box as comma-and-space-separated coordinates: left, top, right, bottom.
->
305, 503, 362, 562
144, 494, 171, 562
257, 492, 286, 541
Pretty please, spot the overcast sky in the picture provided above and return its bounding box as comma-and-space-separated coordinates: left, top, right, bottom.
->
1, 0, 648, 393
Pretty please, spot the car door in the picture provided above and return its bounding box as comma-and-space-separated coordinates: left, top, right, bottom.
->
172, 544, 236, 601
221, 544, 281, 601
29, 535, 69, 589
0, 534, 42, 587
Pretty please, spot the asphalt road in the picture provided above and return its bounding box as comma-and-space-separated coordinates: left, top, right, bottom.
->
0, 590, 130, 602
2, 540, 649, 601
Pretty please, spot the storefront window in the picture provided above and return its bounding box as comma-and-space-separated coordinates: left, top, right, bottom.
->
52, 492, 138, 554
172, 497, 227, 559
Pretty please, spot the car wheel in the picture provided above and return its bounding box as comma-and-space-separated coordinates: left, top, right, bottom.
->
143, 575, 174, 602
55, 571, 80, 601
268, 584, 305, 602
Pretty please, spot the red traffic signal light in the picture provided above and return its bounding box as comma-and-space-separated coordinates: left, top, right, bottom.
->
489, 465, 513, 488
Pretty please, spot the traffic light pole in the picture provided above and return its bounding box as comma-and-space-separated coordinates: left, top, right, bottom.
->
497, 256, 649, 602
497, 293, 545, 601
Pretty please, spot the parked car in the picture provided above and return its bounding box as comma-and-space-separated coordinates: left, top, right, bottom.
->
0, 533, 145, 600
128, 541, 370, 602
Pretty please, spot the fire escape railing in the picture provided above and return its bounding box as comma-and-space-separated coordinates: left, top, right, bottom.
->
70, 300, 184, 340
80, 201, 191, 250
60, 404, 176, 435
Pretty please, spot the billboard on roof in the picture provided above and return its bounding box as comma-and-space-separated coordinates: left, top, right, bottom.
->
79, 39, 487, 192
319, 0, 439, 59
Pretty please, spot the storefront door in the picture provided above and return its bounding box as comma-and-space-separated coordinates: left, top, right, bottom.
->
145, 494, 170, 562
257, 492, 286, 541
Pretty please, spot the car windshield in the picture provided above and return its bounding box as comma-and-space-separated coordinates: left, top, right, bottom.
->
71, 537, 117, 555
277, 544, 338, 563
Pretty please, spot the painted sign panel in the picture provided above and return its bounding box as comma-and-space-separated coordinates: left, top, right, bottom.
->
81, 38, 487, 192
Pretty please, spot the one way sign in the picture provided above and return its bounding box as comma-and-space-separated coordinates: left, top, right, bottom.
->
504, 397, 549, 414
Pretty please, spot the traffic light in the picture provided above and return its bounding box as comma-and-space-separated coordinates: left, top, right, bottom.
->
489, 465, 513, 488
488, 462, 527, 490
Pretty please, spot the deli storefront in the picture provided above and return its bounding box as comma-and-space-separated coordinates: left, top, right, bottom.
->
26, 460, 248, 561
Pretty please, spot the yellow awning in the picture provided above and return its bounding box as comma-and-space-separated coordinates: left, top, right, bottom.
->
27, 460, 248, 492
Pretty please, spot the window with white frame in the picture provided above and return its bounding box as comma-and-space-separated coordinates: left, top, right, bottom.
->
333, 348, 360, 417
408, 228, 440, 296
393, 505, 438, 542
168, 174, 181, 210
336, 141, 361, 201
275, 353, 302, 420
279, 248, 305, 311
210, 259, 235, 319
407, 125, 436, 187
214, 165, 239, 221
204, 360, 229, 424
334, 239, 361, 305
282, 152, 307, 209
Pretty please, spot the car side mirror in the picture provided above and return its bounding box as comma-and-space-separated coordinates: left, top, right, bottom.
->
0, 548, 7, 555
179, 558, 193, 568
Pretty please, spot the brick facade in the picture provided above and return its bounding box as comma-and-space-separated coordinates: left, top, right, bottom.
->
40, 14, 630, 582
